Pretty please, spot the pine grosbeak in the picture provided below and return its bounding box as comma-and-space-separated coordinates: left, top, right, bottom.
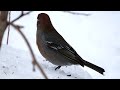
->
36, 13, 105, 75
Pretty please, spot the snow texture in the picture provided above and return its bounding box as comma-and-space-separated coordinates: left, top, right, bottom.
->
0, 44, 92, 79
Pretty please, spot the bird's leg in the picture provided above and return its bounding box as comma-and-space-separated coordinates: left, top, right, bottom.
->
55, 66, 61, 70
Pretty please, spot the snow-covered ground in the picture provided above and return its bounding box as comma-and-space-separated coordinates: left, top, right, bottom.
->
0, 11, 120, 79
0, 44, 92, 79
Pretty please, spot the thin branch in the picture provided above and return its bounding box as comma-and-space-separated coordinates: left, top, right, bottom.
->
11, 11, 33, 23
7, 22, 48, 79
7, 11, 11, 45
63, 11, 91, 16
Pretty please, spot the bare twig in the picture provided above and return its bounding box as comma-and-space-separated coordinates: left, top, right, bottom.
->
7, 11, 11, 45
7, 22, 48, 79
11, 11, 33, 23
63, 11, 91, 16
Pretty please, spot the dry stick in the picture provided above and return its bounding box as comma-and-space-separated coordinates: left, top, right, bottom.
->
8, 23, 48, 79
11, 11, 33, 23
7, 11, 11, 45
63, 11, 91, 16
7, 11, 32, 45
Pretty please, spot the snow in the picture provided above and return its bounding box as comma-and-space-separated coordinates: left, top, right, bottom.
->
0, 44, 92, 79
1, 11, 120, 79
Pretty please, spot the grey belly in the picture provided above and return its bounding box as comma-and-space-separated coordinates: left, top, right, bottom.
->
46, 57, 72, 66
45, 48, 72, 66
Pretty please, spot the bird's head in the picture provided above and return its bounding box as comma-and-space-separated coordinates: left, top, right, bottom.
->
37, 13, 50, 22
37, 13, 53, 31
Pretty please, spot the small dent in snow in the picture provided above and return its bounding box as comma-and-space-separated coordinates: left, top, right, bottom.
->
16, 56, 20, 58
2, 66, 6, 68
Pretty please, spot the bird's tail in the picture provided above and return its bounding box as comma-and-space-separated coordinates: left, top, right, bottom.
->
83, 60, 105, 75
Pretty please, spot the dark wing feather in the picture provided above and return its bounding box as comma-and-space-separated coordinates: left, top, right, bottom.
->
46, 41, 84, 66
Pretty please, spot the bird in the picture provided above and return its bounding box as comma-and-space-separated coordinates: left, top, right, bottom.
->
36, 13, 105, 75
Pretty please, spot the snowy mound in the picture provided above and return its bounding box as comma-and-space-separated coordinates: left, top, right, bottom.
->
0, 44, 92, 79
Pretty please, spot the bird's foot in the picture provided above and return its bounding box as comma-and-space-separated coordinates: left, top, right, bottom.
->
55, 66, 61, 70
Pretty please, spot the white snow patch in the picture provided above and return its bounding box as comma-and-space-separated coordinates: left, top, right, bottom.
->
0, 44, 92, 79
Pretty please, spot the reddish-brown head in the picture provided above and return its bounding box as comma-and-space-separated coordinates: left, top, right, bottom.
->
37, 13, 50, 22
37, 13, 53, 31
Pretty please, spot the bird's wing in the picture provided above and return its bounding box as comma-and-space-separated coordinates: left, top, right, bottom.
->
46, 41, 84, 66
